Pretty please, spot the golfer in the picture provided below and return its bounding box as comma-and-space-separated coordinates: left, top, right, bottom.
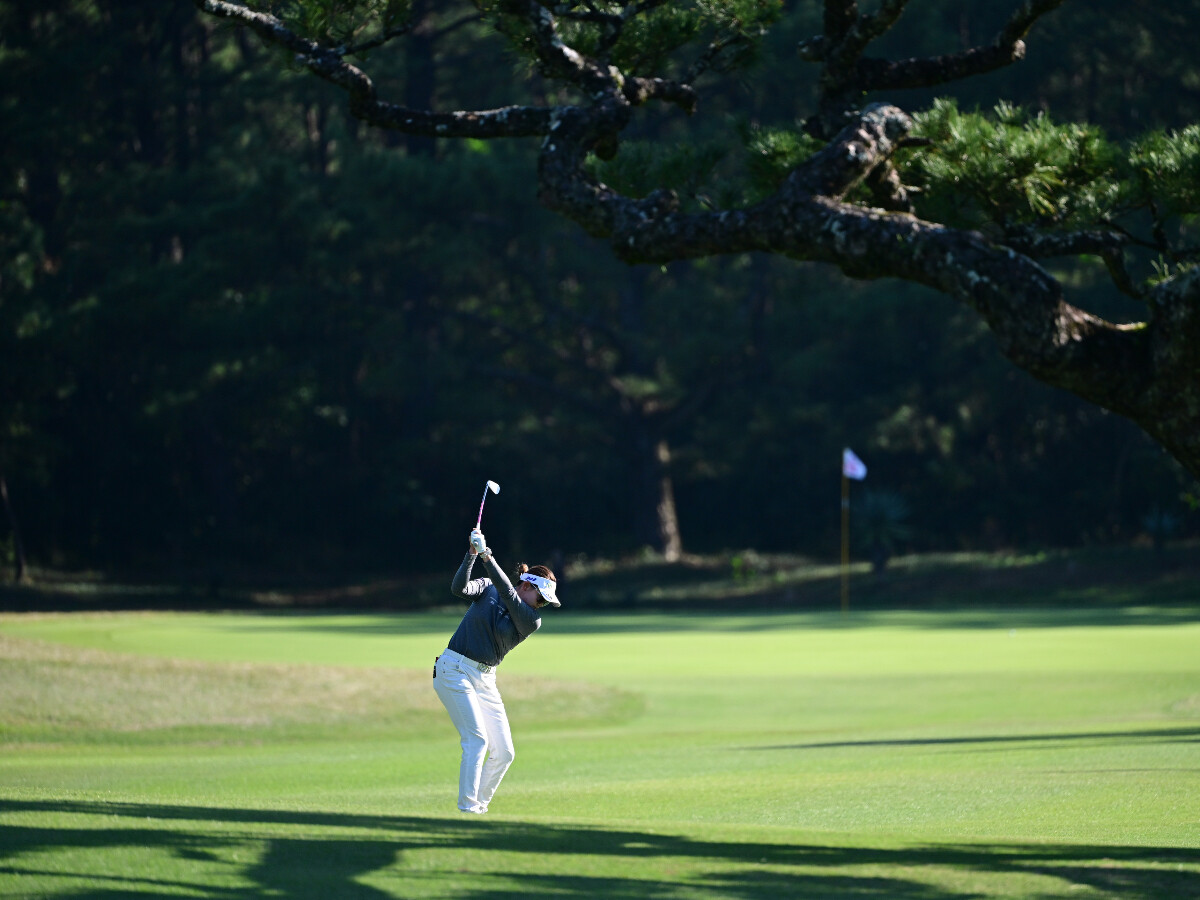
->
433, 528, 560, 814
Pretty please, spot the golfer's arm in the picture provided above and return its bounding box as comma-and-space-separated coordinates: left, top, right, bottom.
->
450, 551, 483, 598
479, 554, 542, 636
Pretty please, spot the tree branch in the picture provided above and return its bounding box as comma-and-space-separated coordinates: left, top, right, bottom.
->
502, 0, 619, 94
1000, 227, 1146, 300
194, 0, 555, 138
1141, 267, 1200, 466
827, 0, 912, 71
1000, 227, 1126, 260
854, 0, 1069, 92
1102, 248, 1145, 301
621, 76, 697, 113
538, 99, 1156, 424
823, 0, 859, 45
193, 0, 1200, 476
683, 29, 752, 84
537, 103, 915, 261
864, 159, 914, 212
195, 0, 323, 58
788, 103, 913, 198
351, 97, 556, 138
807, 0, 1069, 137
337, 21, 415, 57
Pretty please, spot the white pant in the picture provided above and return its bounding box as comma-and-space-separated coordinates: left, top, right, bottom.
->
433, 648, 516, 813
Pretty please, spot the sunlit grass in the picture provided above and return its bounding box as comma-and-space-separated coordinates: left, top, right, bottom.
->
1, 607, 1198, 898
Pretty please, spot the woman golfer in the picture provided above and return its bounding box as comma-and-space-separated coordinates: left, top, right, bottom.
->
433, 528, 559, 814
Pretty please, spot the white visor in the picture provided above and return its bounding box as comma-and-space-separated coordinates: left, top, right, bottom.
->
520, 572, 560, 607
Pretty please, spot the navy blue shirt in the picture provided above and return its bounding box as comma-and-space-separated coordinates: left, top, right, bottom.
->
446, 552, 541, 666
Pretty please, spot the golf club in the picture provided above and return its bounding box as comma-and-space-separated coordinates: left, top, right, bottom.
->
476, 480, 500, 530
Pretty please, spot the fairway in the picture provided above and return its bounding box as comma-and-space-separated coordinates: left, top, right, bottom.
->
1, 607, 1198, 898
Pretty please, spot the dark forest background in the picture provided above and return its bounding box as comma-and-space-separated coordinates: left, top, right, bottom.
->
2, 0, 1197, 583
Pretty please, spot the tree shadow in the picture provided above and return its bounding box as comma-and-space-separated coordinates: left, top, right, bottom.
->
2, 799, 1197, 899
740, 724, 1200, 753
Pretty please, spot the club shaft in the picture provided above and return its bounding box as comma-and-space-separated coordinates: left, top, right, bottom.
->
476, 488, 489, 529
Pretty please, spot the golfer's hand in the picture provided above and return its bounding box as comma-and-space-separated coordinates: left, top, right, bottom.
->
469, 529, 488, 556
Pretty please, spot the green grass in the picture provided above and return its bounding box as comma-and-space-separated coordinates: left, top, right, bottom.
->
1, 606, 1198, 898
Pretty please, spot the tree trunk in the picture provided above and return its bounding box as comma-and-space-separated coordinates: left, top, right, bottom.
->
0, 475, 29, 583
632, 427, 682, 561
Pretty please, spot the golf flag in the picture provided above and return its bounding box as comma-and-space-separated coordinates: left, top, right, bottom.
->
842, 447, 867, 480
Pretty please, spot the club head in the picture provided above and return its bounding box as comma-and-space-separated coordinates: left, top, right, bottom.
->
486, 480, 500, 494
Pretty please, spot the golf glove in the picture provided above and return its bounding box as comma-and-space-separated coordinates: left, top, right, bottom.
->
470, 530, 488, 555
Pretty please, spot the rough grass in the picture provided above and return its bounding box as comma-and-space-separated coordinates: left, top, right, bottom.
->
0, 631, 640, 745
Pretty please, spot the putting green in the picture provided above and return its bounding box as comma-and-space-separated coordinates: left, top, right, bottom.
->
1, 608, 1198, 898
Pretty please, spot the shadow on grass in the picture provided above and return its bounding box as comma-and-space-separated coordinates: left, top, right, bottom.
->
742, 725, 1200, 753
2, 798, 1197, 899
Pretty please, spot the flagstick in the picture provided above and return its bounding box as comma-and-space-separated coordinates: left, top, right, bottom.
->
840, 472, 850, 614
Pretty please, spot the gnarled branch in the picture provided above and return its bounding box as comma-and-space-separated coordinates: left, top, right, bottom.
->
859, 0, 1067, 91
807, 0, 1068, 136
193, 0, 1200, 476
194, 0, 556, 138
